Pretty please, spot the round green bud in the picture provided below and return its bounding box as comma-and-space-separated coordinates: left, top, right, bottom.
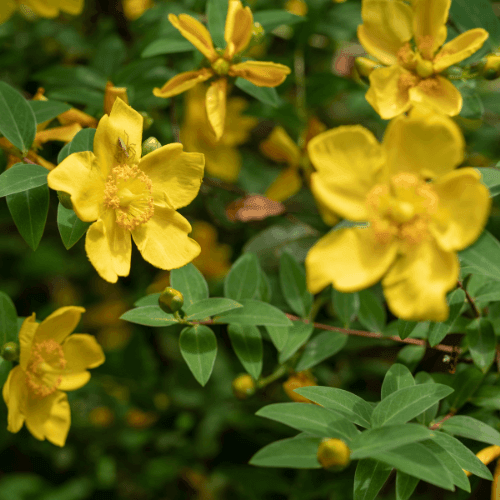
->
57, 191, 73, 210
142, 137, 162, 157
2, 341, 20, 362
232, 374, 256, 399
158, 287, 184, 314
317, 438, 351, 471
139, 111, 154, 131
251, 22, 265, 45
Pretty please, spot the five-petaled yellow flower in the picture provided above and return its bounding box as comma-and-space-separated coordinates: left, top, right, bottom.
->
153, 0, 291, 140
3, 306, 105, 446
358, 0, 489, 118
0, 0, 83, 23
305, 108, 491, 321
47, 98, 204, 283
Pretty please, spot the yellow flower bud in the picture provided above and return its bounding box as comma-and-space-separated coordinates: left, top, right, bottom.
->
317, 438, 351, 471
283, 371, 317, 403
57, 191, 73, 210
142, 137, 162, 157
1, 342, 20, 362
158, 287, 184, 314
482, 54, 500, 80
232, 374, 256, 399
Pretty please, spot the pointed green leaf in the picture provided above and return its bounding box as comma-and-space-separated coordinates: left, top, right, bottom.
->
278, 321, 314, 363
6, 184, 49, 250
170, 263, 209, 307
441, 415, 500, 446
0, 291, 18, 345
428, 288, 465, 347
235, 78, 281, 107
134, 293, 160, 307
228, 324, 263, 379
255, 267, 272, 303
381, 363, 414, 399
353, 459, 392, 500
58, 142, 71, 163
57, 204, 91, 250
265, 325, 289, 351
0, 163, 48, 197
396, 345, 426, 373
358, 289, 386, 332
179, 324, 217, 386
224, 253, 260, 301
466, 317, 496, 372
444, 364, 484, 413
396, 471, 419, 500
214, 299, 293, 326
253, 9, 305, 31
206, 0, 227, 47
470, 385, 500, 410
415, 372, 439, 426
279, 252, 312, 317
295, 330, 347, 371
69, 128, 96, 154
397, 319, 417, 340
120, 306, 178, 327
332, 290, 359, 328
141, 38, 196, 57
29, 100, 71, 125
459, 230, 500, 281
184, 298, 242, 320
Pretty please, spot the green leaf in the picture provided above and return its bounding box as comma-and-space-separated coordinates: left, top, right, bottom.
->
134, 293, 160, 307
47, 87, 104, 108
170, 263, 209, 307
214, 299, 293, 327
445, 365, 484, 413
396, 471, 419, 500
227, 324, 263, 379
415, 372, 439, 426
332, 290, 359, 328
58, 142, 71, 163
381, 363, 414, 399
457, 82, 484, 119
459, 230, 500, 281
441, 415, 500, 446
0, 163, 48, 197
141, 38, 196, 57
256, 403, 359, 442
249, 435, 322, 469
255, 268, 272, 303
235, 78, 281, 107
466, 317, 496, 372
206, 0, 227, 47
69, 128, 96, 154
224, 253, 260, 301
29, 100, 71, 125
396, 345, 425, 373
357, 289, 386, 332
479, 167, 500, 197
184, 298, 242, 320
120, 305, 178, 327
432, 431, 493, 480
473, 280, 500, 302
373, 442, 455, 491
253, 9, 305, 31
428, 289, 465, 347
470, 385, 500, 410
57, 204, 91, 250
350, 424, 434, 460
279, 251, 312, 317
353, 459, 392, 500
278, 321, 314, 363
0, 81, 37, 155
0, 291, 18, 345
294, 387, 373, 428
265, 325, 288, 351
179, 324, 217, 386
397, 320, 417, 340
34, 65, 107, 90
6, 184, 49, 250
371, 384, 454, 427
295, 330, 347, 371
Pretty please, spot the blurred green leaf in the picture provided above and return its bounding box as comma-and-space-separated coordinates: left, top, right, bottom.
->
295, 330, 347, 371
184, 298, 242, 320
265, 325, 289, 351
214, 299, 293, 326
34, 65, 107, 90
141, 38, 196, 57
0, 291, 17, 345
459, 230, 500, 281
470, 385, 500, 410
441, 415, 500, 446
479, 167, 500, 197
179, 324, 217, 386
381, 363, 415, 399
353, 459, 392, 500
57, 142, 71, 163
396, 471, 419, 500
235, 78, 281, 107
46, 87, 104, 108
228, 324, 263, 379
332, 290, 359, 328
445, 364, 484, 413
57, 204, 91, 250
466, 317, 496, 372
279, 251, 312, 317
69, 128, 96, 154
134, 293, 160, 307
415, 372, 439, 426
28, 99, 71, 124
224, 253, 261, 301
206, 0, 227, 47
171, 263, 209, 307
120, 305, 178, 326
397, 319, 417, 340
456, 81, 484, 119
358, 289, 386, 332
428, 288, 465, 347
395, 345, 426, 373
278, 321, 314, 362
0, 163, 48, 197
253, 9, 305, 31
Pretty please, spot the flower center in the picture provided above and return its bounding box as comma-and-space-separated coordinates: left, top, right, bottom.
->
397, 42, 435, 78
103, 164, 154, 231
365, 173, 439, 247
212, 57, 230, 75
25, 339, 67, 398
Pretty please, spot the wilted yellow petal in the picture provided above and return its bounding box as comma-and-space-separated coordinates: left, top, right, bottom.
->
413, 0, 450, 59
224, 0, 253, 59
206, 78, 227, 141
229, 61, 291, 87
169, 13, 217, 62
433, 28, 489, 72
260, 126, 301, 166
153, 68, 213, 98
265, 167, 302, 202
382, 239, 459, 321
357, 0, 413, 66
306, 227, 398, 294
35, 123, 82, 145
409, 75, 462, 116
430, 168, 491, 252
35, 306, 86, 344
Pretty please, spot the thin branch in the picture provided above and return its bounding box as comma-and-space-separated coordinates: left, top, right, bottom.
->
457, 280, 481, 318
429, 413, 454, 430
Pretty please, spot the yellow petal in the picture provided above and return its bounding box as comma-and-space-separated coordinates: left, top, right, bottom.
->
409, 75, 462, 116
433, 28, 489, 72
94, 97, 143, 171
47, 151, 104, 222
153, 68, 214, 99
25, 391, 70, 447
35, 123, 82, 145
57, 108, 98, 128
259, 126, 301, 166
305, 227, 398, 294
307, 125, 385, 221
357, 0, 413, 66
85, 212, 132, 283
224, 0, 254, 59
203, 144, 242, 182
429, 168, 491, 252
315, 197, 339, 227
139, 143, 204, 210
18, 313, 38, 371
24, 0, 59, 17
265, 167, 303, 202
366, 65, 413, 119
103, 81, 129, 116
3, 366, 27, 434
31, 153, 56, 171
413, 0, 450, 59
58, 0, 84, 15
131, 206, 201, 270
206, 78, 227, 141
169, 13, 217, 62
382, 109, 465, 178
229, 61, 291, 87
0, 0, 17, 24
35, 306, 86, 344
382, 239, 459, 321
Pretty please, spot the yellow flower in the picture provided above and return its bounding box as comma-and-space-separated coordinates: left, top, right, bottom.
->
357, 0, 489, 118
2, 306, 105, 446
122, 0, 152, 21
0, 0, 84, 23
153, 0, 291, 140
181, 84, 257, 182
47, 97, 204, 283
305, 108, 491, 321
103, 81, 129, 116
282, 371, 317, 403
